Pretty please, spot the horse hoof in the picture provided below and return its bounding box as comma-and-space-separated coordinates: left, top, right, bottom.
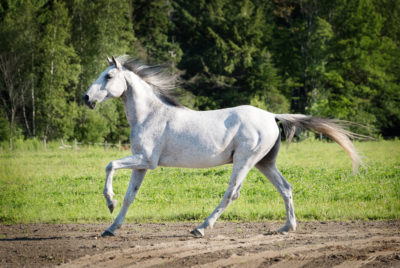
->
190, 228, 204, 238
108, 200, 117, 213
278, 225, 295, 234
101, 230, 115, 237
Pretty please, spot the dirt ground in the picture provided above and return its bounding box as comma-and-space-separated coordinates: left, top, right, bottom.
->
0, 221, 399, 267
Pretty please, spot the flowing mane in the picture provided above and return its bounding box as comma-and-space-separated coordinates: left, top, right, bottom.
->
117, 56, 182, 107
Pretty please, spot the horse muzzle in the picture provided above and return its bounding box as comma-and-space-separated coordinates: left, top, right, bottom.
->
83, 95, 96, 109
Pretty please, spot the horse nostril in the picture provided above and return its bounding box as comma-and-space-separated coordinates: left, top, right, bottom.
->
83, 95, 89, 103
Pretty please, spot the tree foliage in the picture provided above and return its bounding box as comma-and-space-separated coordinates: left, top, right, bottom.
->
0, 0, 399, 144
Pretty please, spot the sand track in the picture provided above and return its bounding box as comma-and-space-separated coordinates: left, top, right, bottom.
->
1, 221, 399, 267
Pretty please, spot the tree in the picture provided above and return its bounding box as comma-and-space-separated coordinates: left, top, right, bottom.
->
174, 0, 287, 111
69, 0, 136, 143
0, 0, 398, 141
132, 0, 182, 66
69, 0, 136, 98
35, 0, 80, 140
0, 0, 42, 145
0, 54, 31, 148
272, 0, 336, 114
372, 0, 400, 136
326, 0, 399, 134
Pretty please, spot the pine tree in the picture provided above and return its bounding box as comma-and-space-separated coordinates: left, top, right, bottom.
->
132, 0, 182, 66
174, 0, 286, 111
272, 0, 336, 114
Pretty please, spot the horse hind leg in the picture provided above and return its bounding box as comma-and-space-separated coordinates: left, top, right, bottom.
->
258, 163, 296, 233
256, 137, 296, 233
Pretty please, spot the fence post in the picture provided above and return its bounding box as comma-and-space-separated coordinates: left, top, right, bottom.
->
74, 138, 78, 150
104, 141, 107, 151
43, 136, 47, 151
118, 140, 121, 151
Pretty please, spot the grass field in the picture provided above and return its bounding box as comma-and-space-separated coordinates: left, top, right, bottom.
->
0, 140, 399, 224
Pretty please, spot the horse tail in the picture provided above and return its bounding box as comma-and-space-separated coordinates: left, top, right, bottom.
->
275, 114, 363, 172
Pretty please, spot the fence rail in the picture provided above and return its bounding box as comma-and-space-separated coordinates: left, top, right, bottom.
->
58, 139, 130, 151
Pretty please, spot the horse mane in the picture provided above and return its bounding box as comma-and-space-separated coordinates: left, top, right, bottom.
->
117, 56, 182, 107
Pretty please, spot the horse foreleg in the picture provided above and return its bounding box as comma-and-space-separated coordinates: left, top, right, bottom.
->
102, 169, 147, 237
256, 162, 296, 233
104, 155, 153, 213
191, 163, 251, 237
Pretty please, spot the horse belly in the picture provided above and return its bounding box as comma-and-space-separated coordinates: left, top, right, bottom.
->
157, 108, 243, 168
159, 151, 232, 168
158, 137, 234, 168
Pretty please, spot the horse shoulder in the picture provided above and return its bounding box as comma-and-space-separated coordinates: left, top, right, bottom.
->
128, 113, 169, 166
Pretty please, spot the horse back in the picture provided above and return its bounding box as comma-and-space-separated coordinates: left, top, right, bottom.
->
158, 105, 279, 168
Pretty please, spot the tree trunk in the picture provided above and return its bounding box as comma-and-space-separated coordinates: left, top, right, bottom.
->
22, 94, 31, 136
32, 53, 36, 137
9, 108, 15, 150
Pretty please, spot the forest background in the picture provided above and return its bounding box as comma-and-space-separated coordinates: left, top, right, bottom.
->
1, 0, 399, 147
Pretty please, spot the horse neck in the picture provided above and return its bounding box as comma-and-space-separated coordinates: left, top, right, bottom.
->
122, 71, 165, 126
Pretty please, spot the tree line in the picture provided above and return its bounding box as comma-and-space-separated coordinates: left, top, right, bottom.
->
1, 0, 399, 147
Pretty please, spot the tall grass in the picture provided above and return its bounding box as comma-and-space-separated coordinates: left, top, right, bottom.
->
0, 140, 399, 224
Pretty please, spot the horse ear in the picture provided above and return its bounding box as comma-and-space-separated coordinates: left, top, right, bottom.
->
112, 56, 122, 70
107, 56, 113, 66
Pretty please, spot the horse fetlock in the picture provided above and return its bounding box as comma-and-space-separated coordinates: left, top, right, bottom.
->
232, 191, 240, 200
105, 162, 114, 172
103, 190, 114, 199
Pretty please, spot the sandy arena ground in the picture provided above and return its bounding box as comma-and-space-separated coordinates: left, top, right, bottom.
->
0, 221, 399, 267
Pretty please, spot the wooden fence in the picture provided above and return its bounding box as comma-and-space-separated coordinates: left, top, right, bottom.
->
58, 139, 130, 151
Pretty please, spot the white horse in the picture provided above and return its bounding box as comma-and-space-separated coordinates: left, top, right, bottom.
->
83, 56, 361, 237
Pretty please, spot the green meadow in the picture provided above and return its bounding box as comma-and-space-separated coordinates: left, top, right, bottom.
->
0, 140, 399, 224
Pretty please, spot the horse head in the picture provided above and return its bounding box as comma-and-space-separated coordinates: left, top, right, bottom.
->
82, 56, 127, 109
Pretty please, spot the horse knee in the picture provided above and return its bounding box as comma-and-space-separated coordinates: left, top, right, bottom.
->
106, 162, 113, 172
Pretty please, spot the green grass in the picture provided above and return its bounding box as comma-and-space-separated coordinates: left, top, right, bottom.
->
0, 140, 399, 224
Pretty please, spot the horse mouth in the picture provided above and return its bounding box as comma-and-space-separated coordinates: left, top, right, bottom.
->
87, 102, 96, 109
83, 95, 96, 109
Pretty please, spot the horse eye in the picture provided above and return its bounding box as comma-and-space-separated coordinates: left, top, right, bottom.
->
105, 73, 112, 80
